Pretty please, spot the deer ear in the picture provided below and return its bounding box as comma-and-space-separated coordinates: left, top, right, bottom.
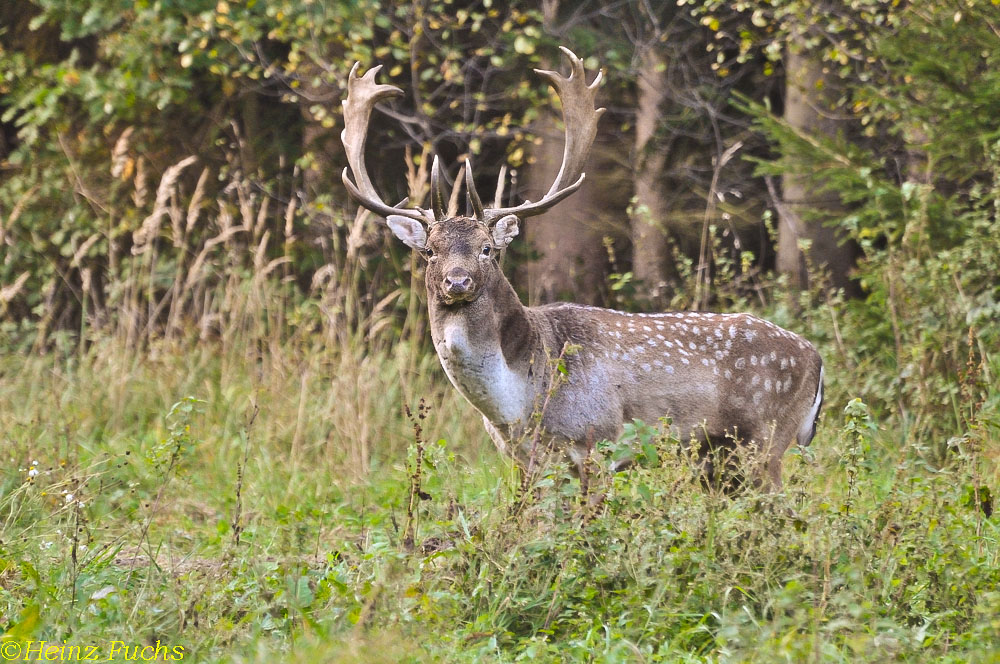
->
491, 214, 519, 247
386, 215, 427, 250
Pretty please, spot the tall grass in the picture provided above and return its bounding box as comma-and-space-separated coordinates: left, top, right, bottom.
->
1, 151, 998, 661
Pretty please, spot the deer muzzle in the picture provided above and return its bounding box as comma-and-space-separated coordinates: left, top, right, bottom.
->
442, 268, 475, 302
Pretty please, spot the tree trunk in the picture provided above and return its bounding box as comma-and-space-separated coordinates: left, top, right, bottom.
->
631, 46, 675, 302
519, 112, 614, 304
777, 46, 857, 291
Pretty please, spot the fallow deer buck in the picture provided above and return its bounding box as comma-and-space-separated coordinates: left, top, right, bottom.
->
341, 48, 824, 488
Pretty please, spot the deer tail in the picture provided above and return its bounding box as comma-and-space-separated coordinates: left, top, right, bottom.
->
797, 362, 824, 447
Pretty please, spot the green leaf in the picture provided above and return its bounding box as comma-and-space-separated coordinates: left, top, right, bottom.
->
2, 603, 41, 641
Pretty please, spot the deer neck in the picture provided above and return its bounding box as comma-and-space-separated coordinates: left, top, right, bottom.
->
428, 271, 537, 427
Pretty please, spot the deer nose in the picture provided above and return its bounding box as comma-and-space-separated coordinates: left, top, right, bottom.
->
443, 269, 474, 294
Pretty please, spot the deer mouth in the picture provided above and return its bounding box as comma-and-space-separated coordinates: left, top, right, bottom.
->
441, 288, 479, 305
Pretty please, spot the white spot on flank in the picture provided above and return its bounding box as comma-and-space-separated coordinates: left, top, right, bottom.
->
751, 356, 758, 366
724, 369, 733, 380
641, 363, 651, 372
701, 358, 709, 366
647, 338, 657, 346
643, 325, 652, 332
735, 357, 746, 369
790, 357, 797, 367
693, 326, 701, 334
681, 358, 690, 365
765, 378, 772, 391
689, 342, 697, 350
714, 328, 723, 338
751, 375, 761, 386
656, 334, 665, 340
780, 358, 788, 370
729, 325, 737, 338
745, 329, 757, 342
753, 391, 764, 405
770, 351, 778, 361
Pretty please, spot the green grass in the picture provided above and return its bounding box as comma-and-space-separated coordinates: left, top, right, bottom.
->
1, 326, 997, 663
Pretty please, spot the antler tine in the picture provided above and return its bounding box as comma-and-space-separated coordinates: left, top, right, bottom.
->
493, 165, 507, 208
465, 158, 485, 221
341, 62, 431, 223
483, 47, 605, 224
538, 46, 605, 198
430, 155, 446, 221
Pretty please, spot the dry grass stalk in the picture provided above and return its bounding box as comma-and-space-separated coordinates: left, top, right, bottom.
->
132, 156, 198, 254
0, 183, 40, 248
0, 271, 30, 305
133, 156, 149, 209
186, 167, 211, 234
405, 144, 431, 206
183, 225, 248, 293
446, 162, 465, 218
70, 233, 101, 269
346, 207, 372, 260
110, 127, 134, 178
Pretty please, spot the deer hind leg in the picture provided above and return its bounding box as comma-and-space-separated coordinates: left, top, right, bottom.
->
697, 424, 788, 495
693, 430, 745, 495
757, 419, 801, 491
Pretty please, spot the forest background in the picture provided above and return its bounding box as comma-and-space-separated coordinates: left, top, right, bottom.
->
1, 0, 998, 661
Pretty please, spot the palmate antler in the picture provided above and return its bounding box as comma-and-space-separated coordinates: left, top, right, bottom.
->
340, 63, 431, 223
341, 48, 604, 227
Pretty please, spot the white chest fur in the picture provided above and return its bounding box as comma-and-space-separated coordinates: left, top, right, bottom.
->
434, 318, 530, 426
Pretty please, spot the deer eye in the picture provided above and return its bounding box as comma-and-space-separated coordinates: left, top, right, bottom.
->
424, 247, 435, 259
481, 245, 492, 257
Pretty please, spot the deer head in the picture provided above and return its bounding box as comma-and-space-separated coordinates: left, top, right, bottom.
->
340, 47, 605, 307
